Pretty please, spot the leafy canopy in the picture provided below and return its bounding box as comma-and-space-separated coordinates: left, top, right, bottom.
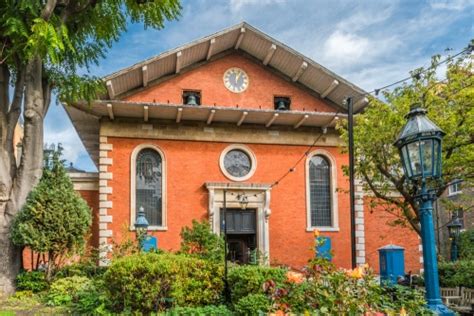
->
0, 0, 181, 102
338, 46, 473, 233
11, 146, 92, 258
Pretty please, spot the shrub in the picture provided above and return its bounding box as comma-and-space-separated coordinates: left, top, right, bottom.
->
103, 252, 224, 313
180, 219, 224, 262
11, 147, 92, 280
459, 229, 474, 260
16, 271, 48, 293
167, 305, 233, 315
46, 276, 93, 306
171, 254, 224, 306
379, 284, 428, 314
72, 279, 108, 314
234, 293, 270, 315
259, 264, 429, 315
438, 260, 474, 288
55, 261, 106, 279
104, 253, 173, 313
227, 265, 286, 304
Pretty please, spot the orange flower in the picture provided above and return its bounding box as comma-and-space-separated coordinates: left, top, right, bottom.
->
269, 310, 286, 316
346, 266, 365, 279
286, 271, 304, 284
400, 307, 407, 316
313, 229, 320, 238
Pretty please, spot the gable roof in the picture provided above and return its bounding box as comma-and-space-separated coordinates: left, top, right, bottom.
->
65, 22, 369, 168
102, 22, 368, 111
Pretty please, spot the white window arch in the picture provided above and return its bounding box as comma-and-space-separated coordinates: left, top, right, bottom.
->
130, 144, 167, 230
305, 149, 339, 231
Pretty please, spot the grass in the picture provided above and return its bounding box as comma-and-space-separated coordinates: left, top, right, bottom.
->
0, 291, 69, 315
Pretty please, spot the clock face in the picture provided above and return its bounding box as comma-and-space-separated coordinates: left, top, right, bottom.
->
223, 67, 249, 93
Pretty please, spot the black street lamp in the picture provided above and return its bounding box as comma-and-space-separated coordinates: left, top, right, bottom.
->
446, 216, 462, 262
134, 206, 149, 249
394, 104, 453, 315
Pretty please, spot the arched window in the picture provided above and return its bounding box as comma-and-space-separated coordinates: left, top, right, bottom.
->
309, 155, 332, 227
136, 148, 163, 226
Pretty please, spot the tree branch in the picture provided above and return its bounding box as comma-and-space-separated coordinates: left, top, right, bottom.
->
60, 0, 98, 23
6, 58, 44, 220
362, 169, 421, 235
41, 0, 58, 20
5, 66, 25, 177
0, 64, 9, 116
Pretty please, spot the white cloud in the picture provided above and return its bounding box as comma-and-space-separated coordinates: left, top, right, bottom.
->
44, 127, 85, 167
230, 0, 286, 11
320, 30, 400, 70
428, 0, 474, 10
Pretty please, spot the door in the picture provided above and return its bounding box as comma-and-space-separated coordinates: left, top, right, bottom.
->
220, 208, 257, 264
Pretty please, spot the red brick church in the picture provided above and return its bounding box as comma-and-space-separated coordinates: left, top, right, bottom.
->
57, 23, 422, 272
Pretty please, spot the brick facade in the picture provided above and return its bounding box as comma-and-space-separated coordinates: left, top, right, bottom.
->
61, 52, 422, 272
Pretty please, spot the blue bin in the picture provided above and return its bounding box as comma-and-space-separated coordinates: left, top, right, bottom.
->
378, 244, 405, 285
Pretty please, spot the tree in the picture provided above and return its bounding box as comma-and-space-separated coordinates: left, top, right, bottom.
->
338, 45, 473, 235
180, 219, 225, 262
0, 0, 181, 293
11, 145, 92, 280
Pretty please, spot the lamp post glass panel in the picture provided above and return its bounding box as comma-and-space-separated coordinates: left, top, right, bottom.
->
135, 206, 149, 248
394, 104, 454, 315
447, 216, 462, 262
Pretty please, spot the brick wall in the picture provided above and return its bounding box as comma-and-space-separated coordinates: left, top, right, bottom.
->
125, 53, 335, 113
364, 198, 422, 274
107, 137, 352, 269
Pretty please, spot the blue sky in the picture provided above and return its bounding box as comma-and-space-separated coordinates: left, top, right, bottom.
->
44, 0, 473, 171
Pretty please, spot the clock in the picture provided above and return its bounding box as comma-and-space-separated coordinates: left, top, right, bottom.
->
223, 67, 249, 93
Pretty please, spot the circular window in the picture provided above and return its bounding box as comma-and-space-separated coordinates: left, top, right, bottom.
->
220, 145, 256, 181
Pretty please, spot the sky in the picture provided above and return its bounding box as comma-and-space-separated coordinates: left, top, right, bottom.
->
44, 0, 474, 171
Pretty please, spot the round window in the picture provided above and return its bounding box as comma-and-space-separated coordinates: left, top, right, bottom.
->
220, 145, 257, 181
224, 149, 251, 177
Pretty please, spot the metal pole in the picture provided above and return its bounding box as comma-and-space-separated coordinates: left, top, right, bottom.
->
223, 189, 230, 303
418, 182, 454, 315
347, 97, 357, 269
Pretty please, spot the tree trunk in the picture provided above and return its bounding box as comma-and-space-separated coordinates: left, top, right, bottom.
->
0, 57, 47, 295
0, 229, 22, 296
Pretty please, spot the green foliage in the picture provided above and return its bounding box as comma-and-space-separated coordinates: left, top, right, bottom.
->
71, 279, 108, 315
227, 265, 287, 304
103, 252, 224, 313
438, 260, 474, 288
55, 262, 106, 279
337, 50, 474, 232
16, 271, 48, 293
180, 219, 225, 262
6, 290, 43, 309
234, 293, 270, 315
0, 0, 181, 103
459, 229, 474, 260
46, 276, 92, 306
259, 265, 429, 315
55, 247, 106, 279
170, 254, 224, 307
379, 285, 428, 315
166, 305, 233, 316
11, 148, 92, 278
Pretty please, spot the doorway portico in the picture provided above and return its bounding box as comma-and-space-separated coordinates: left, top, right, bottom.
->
206, 182, 272, 263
